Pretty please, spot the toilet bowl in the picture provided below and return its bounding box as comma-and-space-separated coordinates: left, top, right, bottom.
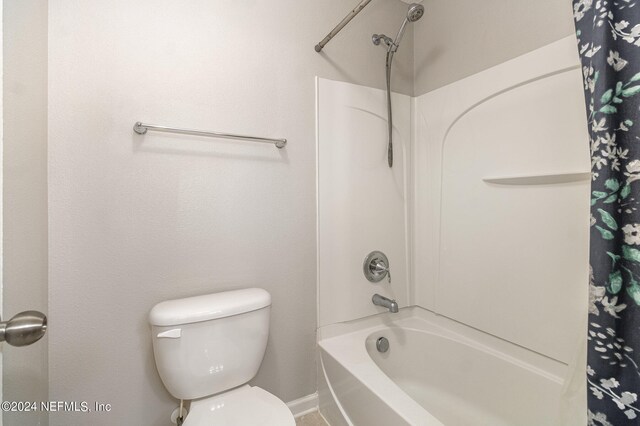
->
149, 288, 295, 426
184, 385, 293, 425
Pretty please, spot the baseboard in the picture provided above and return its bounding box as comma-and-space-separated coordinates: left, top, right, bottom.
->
286, 392, 319, 418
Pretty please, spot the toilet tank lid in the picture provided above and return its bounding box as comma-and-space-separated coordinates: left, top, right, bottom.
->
149, 288, 271, 326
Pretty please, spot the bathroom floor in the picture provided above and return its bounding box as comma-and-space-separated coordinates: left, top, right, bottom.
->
295, 411, 330, 426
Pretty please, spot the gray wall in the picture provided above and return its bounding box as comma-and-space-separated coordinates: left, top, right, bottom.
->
413, 0, 575, 95
47, 1, 412, 425
3, 1, 49, 425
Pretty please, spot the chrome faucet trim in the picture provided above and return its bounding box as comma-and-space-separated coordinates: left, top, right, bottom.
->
372, 294, 399, 313
363, 251, 391, 283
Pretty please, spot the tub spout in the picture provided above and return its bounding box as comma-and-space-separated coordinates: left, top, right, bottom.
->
372, 294, 399, 313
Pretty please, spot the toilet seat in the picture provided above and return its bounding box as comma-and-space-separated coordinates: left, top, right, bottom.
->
183, 385, 295, 426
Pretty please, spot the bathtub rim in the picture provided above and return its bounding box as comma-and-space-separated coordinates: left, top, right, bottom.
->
318, 305, 569, 380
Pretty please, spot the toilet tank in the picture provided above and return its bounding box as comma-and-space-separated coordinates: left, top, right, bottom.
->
149, 288, 271, 400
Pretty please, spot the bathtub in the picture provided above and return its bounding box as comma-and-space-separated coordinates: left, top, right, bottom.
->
317, 307, 581, 426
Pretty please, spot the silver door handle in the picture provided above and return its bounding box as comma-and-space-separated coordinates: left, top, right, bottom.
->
0, 311, 47, 347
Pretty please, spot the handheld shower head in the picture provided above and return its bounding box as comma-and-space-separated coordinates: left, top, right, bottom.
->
392, 3, 424, 51
373, 3, 424, 168
407, 3, 425, 22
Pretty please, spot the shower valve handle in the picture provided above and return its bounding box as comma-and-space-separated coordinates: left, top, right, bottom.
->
372, 260, 387, 272
363, 251, 391, 283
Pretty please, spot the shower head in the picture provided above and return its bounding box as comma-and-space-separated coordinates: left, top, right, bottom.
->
374, 2, 424, 168
407, 3, 424, 22
391, 3, 424, 51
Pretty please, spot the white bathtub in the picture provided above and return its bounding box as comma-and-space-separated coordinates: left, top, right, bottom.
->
317, 307, 581, 426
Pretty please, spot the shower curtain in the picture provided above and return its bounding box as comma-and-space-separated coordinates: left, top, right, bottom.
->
574, 0, 640, 423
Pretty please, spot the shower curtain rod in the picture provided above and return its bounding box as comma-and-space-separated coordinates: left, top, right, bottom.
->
315, 0, 373, 52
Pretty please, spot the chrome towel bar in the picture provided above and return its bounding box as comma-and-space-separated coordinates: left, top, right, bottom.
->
133, 122, 287, 149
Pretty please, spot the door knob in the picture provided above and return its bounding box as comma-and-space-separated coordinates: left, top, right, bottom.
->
0, 311, 47, 347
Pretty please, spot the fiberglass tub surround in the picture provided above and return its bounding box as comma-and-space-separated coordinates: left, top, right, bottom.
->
317, 35, 589, 425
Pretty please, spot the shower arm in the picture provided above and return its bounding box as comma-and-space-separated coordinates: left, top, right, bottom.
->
315, 0, 373, 52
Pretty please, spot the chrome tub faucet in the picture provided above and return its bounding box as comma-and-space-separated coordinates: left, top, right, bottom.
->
372, 294, 399, 313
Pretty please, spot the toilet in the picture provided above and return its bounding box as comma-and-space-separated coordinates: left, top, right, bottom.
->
149, 288, 295, 425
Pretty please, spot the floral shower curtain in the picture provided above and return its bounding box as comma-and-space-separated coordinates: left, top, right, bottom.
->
574, 0, 640, 423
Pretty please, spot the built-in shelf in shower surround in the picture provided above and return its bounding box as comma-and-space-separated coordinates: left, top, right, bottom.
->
482, 171, 590, 185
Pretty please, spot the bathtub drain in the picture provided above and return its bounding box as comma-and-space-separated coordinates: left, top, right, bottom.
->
376, 337, 389, 353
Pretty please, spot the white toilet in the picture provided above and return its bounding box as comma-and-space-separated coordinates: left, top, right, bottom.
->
149, 288, 295, 425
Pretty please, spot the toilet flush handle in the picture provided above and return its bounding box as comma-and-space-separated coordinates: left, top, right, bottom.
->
157, 329, 181, 339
